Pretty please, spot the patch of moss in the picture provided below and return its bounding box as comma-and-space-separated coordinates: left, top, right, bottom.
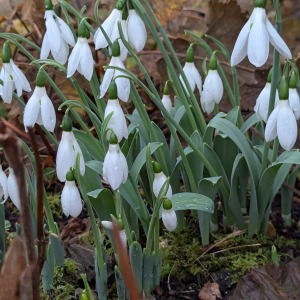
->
42, 258, 79, 300
160, 228, 297, 286
47, 194, 62, 219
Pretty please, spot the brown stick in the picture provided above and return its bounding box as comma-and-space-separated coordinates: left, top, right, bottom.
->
28, 127, 46, 273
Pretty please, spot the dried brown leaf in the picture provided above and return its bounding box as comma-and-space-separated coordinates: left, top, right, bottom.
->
198, 282, 222, 300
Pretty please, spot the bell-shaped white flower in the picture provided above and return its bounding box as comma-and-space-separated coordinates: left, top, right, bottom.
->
0, 59, 31, 104
23, 85, 56, 132
103, 137, 128, 190
100, 40, 130, 102
152, 161, 172, 198
94, 8, 122, 50
7, 168, 21, 210
61, 179, 83, 218
67, 21, 94, 81
231, 4, 291, 67
179, 62, 202, 95
161, 198, 177, 232
127, 9, 147, 52
254, 82, 279, 122
56, 117, 85, 182
289, 88, 300, 120
40, 9, 75, 65
265, 100, 297, 150
0, 165, 8, 204
101, 220, 127, 247
161, 94, 172, 113
105, 100, 128, 143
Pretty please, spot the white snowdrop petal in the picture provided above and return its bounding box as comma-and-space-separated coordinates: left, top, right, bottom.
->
52, 40, 69, 65
79, 40, 94, 81
211, 71, 223, 104
41, 94, 56, 132
266, 19, 292, 59
230, 18, 251, 66
180, 63, 196, 93
100, 67, 114, 98
248, 8, 269, 67
56, 132, 76, 182
23, 87, 41, 131
120, 151, 128, 184
56, 15, 75, 46
67, 42, 81, 78
289, 88, 300, 120
265, 105, 280, 142
40, 33, 51, 59
2, 64, 14, 104
127, 9, 147, 52
7, 168, 21, 210
191, 64, 202, 93
161, 95, 172, 112
254, 83, 271, 122
153, 172, 172, 198
119, 20, 129, 61
61, 181, 82, 217
101, 220, 114, 230
46, 12, 62, 53
0, 166, 8, 202
10, 60, 31, 93
162, 209, 177, 232
277, 101, 297, 150
114, 70, 130, 102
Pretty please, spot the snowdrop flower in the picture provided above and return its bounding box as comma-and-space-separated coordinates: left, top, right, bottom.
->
0, 42, 31, 104
179, 45, 202, 95
7, 168, 21, 210
161, 82, 173, 113
162, 197, 177, 232
265, 78, 297, 150
61, 170, 83, 217
101, 220, 127, 247
67, 21, 94, 81
40, 0, 75, 65
56, 115, 85, 182
103, 133, 128, 190
288, 72, 300, 120
152, 161, 172, 198
94, 3, 128, 61
104, 82, 128, 142
0, 165, 8, 204
94, 8, 121, 48
127, 8, 147, 52
201, 52, 223, 114
100, 40, 130, 102
23, 70, 56, 132
254, 69, 279, 122
231, 0, 292, 67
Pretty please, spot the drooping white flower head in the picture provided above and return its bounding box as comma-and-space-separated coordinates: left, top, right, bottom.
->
23, 70, 56, 132
61, 172, 82, 217
179, 46, 202, 95
288, 72, 300, 120
127, 9, 147, 52
162, 198, 177, 232
0, 165, 8, 204
100, 40, 130, 102
40, 3, 75, 65
101, 220, 127, 247
103, 135, 128, 190
23, 71, 56, 132
0, 43, 31, 103
161, 82, 173, 113
265, 78, 297, 150
67, 21, 94, 81
94, 8, 121, 48
200, 52, 223, 115
152, 161, 172, 199
56, 115, 85, 182
104, 82, 128, 142
231, 1, 292, 67
7, 168, 21, 210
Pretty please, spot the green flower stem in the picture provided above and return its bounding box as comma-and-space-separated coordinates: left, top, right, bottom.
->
271, 138, 279, 163
261, 0, 281, 172
131, 0, 204, 135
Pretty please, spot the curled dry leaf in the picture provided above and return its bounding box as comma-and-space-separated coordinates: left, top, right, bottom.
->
198, 282, 222, 300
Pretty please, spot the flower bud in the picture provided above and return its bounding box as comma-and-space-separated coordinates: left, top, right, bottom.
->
78, 20, 90, 39
111, 40, 121, 57
289, 72, 298, 89
186, 45, 195, 63
208, 51, 218, 70
66, 169, 75, 181
2, 42, 11, 63
278, 77, 289, 100
36, 68, 46, 88
152, 161, 162, 173
61, 114, 73, 132
108, 81, 118, 99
